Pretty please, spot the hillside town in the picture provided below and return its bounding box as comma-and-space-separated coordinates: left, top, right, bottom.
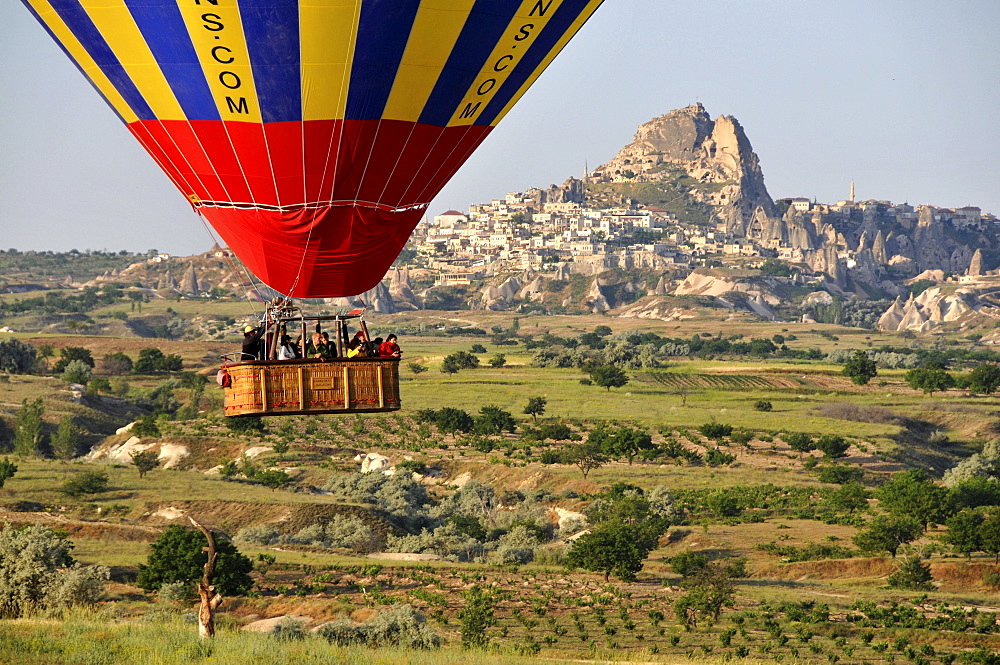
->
414, 190, 995, 285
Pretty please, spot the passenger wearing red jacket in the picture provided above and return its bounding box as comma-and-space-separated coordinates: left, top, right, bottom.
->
379, 334, 401, 358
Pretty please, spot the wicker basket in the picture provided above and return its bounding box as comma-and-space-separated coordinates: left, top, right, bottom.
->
222, 358, 401, 416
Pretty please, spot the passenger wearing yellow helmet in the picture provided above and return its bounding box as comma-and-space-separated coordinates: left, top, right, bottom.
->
241, 324, 266, 360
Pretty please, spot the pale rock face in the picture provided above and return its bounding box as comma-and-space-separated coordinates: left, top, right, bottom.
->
354, 452, 391, 474
586, 278, 612, 313
552, 508, 588, 533
878, 288, 975, 331
968, 249, 985, 277
876, 297, 907, 331
157, 444, 190, 468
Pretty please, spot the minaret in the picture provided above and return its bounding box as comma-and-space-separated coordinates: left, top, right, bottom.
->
850, 180, 855, 203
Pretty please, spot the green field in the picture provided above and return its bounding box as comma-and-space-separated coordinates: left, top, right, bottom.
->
0, 311, 998, 664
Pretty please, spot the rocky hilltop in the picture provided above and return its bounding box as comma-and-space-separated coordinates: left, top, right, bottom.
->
591, 103, 776, 233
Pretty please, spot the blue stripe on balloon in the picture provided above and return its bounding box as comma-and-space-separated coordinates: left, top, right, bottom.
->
239, 0, 301, 123
19, 0, 126, 124
417, 0, 519, 127
344, 0, 422, 121
475, 0, 593, 126
123, 0, 220, 122
45, 0, 155, 121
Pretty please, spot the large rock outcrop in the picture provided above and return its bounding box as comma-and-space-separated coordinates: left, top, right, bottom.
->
591, 103, 776, 235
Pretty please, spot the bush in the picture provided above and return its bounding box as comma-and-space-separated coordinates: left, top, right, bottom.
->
475, 405, 517, 435
753, 400, 773, 412
887, 556, 934, 590
60, 360, 92, 385
785, 432, 815, 453
99, 352, 133, 375
235, 525, 281, 546
698, 423, 733, 441
0, 524, 109, 617
136, 525, 253, 596
130, 415, 160, 438
61, 470, 109, 497
225, 415, 265, 435
670, 552, 709, 577
705, 448, 736, 466
730, 429, 754, 446
428, 407, 474, 434
818, 464, 863, 484
816, 434, 850, 458
318, 604, 440, 649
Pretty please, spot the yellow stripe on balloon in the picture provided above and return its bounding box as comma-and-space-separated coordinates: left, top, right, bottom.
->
23, 0, 139, 123
176, 0, 262, 123
382, 0, 476, 123
490, 0, 603, 126
446, 0, 566, 127
300, 0, 362, 122
77, 0, 185, 121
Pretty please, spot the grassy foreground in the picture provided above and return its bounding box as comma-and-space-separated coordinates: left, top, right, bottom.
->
0, 613, 740, 665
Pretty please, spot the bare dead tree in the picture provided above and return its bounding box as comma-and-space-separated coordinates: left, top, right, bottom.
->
189, 517, 223, 639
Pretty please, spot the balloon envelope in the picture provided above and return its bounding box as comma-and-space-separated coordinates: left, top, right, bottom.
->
22, 0, 604, 297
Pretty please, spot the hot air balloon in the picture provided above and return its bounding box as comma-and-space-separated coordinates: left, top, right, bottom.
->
21, 0, 604, 298
22, 0, 604, 416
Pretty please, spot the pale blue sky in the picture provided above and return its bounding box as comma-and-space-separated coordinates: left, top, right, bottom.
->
2, 0, 997, 255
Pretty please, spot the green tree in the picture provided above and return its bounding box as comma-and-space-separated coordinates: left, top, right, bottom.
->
673, 563, 737, 629
968, 363, 1000, 395
785, 432, 815, 454
816, 434, 849, 458
430, 407, 474, 434
942, 509, 984, 559
523, 396, 547, 422
61, 470, 109, 497
0, 458, 17, 489
887, 556, 934, 590
474, 405, 517, 435
595, 425, 654, 465
468, 435, 494, 459
0, 338, 36, 374
842, 350, 878, 385
827, 481, 870, 514
51, 416, 82, 460
565, 521, 665, 582
457, 585, 496, 649
136, 525, 253, 596
13, 397, 46, 457
982, 510, 1000, 563
134, 348, 165, 373
130, 449, 160, 479
904, 367, 955, 394
51, 347, 94, 374
852, 515, 923, 558
589, 365, 629, 391
407, 362, 428, 375
488, 353, 507, 368
564, 441, 607, 479
875, 469, 949, 528
100, 351, 133, 375
441, 351, 479, 374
